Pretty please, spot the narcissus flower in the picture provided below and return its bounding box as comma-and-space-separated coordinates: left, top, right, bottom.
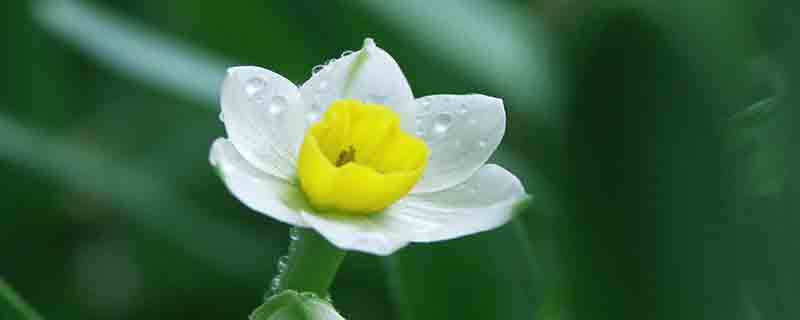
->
210, 38, 528, 255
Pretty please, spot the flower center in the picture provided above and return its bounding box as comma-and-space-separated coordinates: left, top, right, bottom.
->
335, 146, 356, 167
297, 100, 429, 215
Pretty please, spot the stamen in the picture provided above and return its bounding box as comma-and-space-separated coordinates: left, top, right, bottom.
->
335, 145, 356, 167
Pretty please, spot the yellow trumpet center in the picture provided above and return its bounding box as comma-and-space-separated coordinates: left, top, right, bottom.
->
297, 99, 430, 215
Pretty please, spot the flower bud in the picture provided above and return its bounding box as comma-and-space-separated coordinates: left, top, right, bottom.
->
250, 291, 345, 320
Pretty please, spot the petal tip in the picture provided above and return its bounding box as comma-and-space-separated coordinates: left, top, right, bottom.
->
362, 37, 376, 49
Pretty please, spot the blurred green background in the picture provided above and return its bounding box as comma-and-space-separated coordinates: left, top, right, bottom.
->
1, 0, 798, 319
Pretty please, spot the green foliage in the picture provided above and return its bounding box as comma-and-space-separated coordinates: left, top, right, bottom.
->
722, 97, 787, 196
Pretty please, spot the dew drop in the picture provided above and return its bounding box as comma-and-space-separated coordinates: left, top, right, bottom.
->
307, 110, 321, 124
478, 138, 489, 148
218, 111, 225, 123
269, 275, 282, 294
307, 96, 324, 124
311, 65, 325, 75
277, 255, 290, 273
457, 104, 468, 115
368, 94, 387, 104
269, 96, 288, 116
341, 50, 354, 57
289, 227, 300, 241
245, 77, 268, 102
432, 113, 453, 134
300, 292, 318, 299
418, 99, 432, 114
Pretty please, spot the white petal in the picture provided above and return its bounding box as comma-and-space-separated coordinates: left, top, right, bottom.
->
300, 38, 416, 132
221, 66, 309, 181
300, 211, 411, 256
210, 138, 306, 227
412, 94, 506, 193
386, 164, 526, 242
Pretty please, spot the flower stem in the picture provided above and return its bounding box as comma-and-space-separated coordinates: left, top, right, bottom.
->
271, 227, 346, 298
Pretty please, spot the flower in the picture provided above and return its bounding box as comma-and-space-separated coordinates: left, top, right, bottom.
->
210, 38, 529, 255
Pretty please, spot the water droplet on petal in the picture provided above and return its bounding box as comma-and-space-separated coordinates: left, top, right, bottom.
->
368, 94, 387, 104
341, 50, 354, 57
218, 111, 225, 123
269, 96, 288, 116
457, 104, 468, 115
311, 65, 325, 75
245, 77, 269, 103
419, 99, 434, 114
432, 113, 453, 134
478, 138, 489, 148
307, 105, 321, 124
307, 113, 320, 124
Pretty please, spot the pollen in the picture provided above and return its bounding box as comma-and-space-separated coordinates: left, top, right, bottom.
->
297, 100, 429, 214
335, 146, 356, 167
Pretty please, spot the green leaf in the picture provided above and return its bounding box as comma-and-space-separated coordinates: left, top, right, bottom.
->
33, 0, 230, 106
0, 114, 278, 282
385, 219, 538, 320
0, 279, 44, 320
721, 97, 787, 196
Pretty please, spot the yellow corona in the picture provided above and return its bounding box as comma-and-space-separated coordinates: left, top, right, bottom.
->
297, 100, 430, 214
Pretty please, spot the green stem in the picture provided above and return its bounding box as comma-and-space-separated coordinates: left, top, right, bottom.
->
271, 227, 346, 298
0, 279, 44, 320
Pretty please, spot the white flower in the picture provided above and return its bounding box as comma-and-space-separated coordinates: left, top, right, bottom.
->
210, 38, 528, 255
